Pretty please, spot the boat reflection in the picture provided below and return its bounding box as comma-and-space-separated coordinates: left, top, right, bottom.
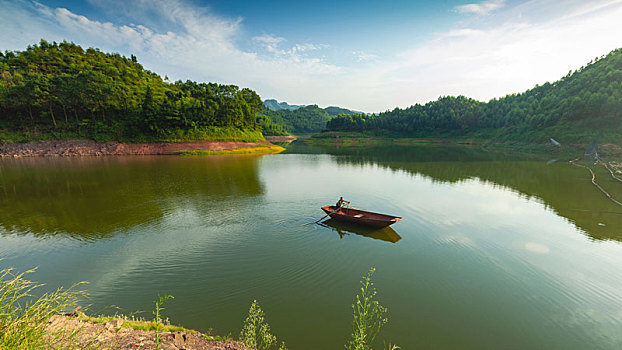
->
318, 218, 402, 243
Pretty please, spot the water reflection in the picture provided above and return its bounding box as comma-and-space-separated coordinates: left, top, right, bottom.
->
0, 156, 264, 239
1, 148, 621, 350
2, 144, 620, 242
305, 143, 622, 241
318, 218, 402, 243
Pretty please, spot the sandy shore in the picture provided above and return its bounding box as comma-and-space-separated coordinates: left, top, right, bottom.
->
0, 140, 273, 157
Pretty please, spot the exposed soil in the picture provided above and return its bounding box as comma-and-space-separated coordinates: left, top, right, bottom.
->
46, 315, 248, 350
0, 140, 272, 157
264, 135, 296, 143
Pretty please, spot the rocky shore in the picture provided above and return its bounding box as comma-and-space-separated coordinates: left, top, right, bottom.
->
47, 314, 248, 350
0, 140, 273, 157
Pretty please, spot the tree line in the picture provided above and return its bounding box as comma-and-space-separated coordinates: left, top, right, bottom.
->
0, 40, 263, 141
262, 105, 335, 134
327, 48, 622, 142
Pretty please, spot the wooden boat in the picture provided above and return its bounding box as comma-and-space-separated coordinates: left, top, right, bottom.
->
321, 205, 402, 228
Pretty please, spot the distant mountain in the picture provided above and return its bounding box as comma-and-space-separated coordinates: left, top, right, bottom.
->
263, 99, 304, 111
324, 106, 365, 116
260, 99, 367, 135
263, 99, 364, 115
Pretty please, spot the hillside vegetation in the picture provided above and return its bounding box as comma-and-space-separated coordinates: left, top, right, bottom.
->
327, 48, 622, 144
261, 105, 333, 134
260, 99, 364, 135
0, 40, 264, 143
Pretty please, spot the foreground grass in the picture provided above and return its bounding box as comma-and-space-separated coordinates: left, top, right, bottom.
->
0, 268, 85, 349
0, 267, 237, 349
2, 266, 393, 350
176, 145, 286, 156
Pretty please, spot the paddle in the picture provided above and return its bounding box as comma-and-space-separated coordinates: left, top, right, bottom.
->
304, 206, 340, 225
313, 212, 333, 224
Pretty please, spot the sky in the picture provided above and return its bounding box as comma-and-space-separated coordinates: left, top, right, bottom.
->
1, 0, 621, 112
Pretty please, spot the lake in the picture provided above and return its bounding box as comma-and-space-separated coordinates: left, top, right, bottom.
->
1, 143, 621, 349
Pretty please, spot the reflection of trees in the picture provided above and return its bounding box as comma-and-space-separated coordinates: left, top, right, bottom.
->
3, 145, 620, 242
0, 156, 264, 239
318, 144, 622, 242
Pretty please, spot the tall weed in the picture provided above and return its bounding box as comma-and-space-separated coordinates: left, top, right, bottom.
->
0, 267, 85, 349
346, 268, 389, 350
153, 294, 174, 350
239, 299, 287, 350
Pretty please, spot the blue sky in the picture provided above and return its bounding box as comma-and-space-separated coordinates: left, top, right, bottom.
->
1, 0, 622, 112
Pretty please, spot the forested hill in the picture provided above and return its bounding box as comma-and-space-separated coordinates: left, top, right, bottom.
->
323, 106, 365, 116
327, 48, 622, 143
260, 102, 363, 135
0, 40, 264, 142
261, 105, 332, 134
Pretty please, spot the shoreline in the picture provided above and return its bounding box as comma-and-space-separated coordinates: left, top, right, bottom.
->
305, 132, 613, 153
264, 135, 297, 143
0, 139, 276, 157
47, 313, 247, 350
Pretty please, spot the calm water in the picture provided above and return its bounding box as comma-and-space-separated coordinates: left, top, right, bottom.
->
1, 144, 622, 349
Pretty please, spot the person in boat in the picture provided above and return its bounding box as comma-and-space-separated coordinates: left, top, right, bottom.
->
335, 197, 348, 208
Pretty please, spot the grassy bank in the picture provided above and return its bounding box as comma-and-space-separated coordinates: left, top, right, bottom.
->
307, 131, 622, 159
176, 145, 285, 156
76, 314, 188, 333
311, 124, 622, 144
158, 127, 265, 143
0, 126, 266, 144
306, 131, 546, 149
0, 267, 251, 349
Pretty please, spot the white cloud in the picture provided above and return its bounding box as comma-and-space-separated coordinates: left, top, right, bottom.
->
0, 0, 342, 106
253, 35, 327, 58
455, 0, 506, 15
253, 34, 287, 54
1, 0, 622, 112
445, 28, 485, 37
254, 34, 285, 45
352, 51, 379, 62
292, 43, 327, 53
382, 0, 622, 109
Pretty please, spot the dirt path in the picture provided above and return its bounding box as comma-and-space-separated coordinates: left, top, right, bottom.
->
47, 315, 248, 350
0, 140, 273, 157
